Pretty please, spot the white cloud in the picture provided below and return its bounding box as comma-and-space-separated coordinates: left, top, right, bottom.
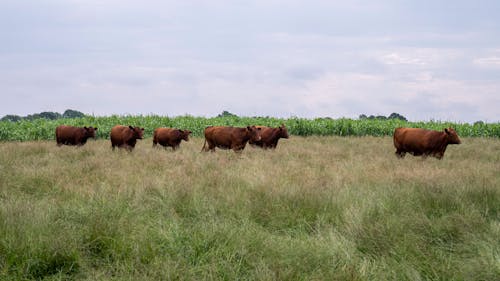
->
381, 53, 426, 65
376, 48, 464, 67
473, 57, 500, 68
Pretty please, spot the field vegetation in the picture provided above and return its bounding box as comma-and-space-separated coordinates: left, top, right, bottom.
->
0, 136, 499, 280
0, 115, 499, 141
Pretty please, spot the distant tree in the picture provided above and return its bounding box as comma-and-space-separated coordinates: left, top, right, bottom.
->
474, 121, 484, 126
388, 112, 407, 121
359, 113, 407, 121
1, 115, 22, 122
26, 111, 61, 120
24, 114, 37, 120
63, 109, 85, 118
41, 112, 62, 120
217, 110, 238, 118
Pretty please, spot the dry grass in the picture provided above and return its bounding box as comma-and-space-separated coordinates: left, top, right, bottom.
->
0, 136, 499, 280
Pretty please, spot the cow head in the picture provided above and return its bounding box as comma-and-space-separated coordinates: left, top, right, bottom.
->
180, 129, 192, 141
444, 128, 461, 144
84, 126, 98, 139
247, 125, 262, 142
129, 126, 144, 139
279, 124, 289, 139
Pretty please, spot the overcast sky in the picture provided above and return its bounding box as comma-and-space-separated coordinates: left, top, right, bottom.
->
1, 0, 499, 122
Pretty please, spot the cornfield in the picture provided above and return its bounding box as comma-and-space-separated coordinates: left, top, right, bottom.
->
0, 115, 498, 141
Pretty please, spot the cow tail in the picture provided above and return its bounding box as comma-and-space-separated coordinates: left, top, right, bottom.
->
201, 139, 207, 152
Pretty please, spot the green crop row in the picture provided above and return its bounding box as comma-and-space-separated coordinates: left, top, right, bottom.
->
0, 115, 498, 141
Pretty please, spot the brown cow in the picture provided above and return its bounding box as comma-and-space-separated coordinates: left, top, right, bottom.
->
249, 124, 289, 149
393, 127, 461, 159
55, 125, 98, 146
110, 125, 144, 151
153, 128, 192, 150
201, 126, 262, 152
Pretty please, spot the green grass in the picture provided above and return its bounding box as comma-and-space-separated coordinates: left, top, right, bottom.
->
0, 115, 499, 141
0, 137, 499, 280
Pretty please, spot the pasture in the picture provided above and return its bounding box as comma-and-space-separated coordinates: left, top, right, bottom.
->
0, 136, 499, 280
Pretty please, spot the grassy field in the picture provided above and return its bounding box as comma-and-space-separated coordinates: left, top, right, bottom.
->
0, 136, 499, 280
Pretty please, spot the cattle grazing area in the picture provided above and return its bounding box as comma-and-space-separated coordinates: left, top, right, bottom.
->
0, 137, 498, 280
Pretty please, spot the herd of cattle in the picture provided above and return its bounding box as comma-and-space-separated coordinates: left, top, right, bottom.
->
55, 124, 289, 151
55, 124, 461, 159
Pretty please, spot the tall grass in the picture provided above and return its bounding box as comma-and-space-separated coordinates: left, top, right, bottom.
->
0, 115, 499, 141
0, 136, 499, 280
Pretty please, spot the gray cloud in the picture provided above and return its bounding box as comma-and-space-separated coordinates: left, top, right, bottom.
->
0, 1, 499, 122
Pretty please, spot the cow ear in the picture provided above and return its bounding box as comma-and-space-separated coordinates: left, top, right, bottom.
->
141, 128, 144, 131
95, 128, 98, 130
179, 129, 184, 133
247, 126, 251, 131
444, 128, 449, 134
129, 125, 134, 130
279, 127, 282, 131
84, 126, 88, 130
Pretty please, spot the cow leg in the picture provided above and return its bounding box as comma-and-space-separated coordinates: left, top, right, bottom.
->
208, 142, 216, 152
201, 139, 216, 152
265, 143, 276, 149
395, 150, 405, 158
232, 143, 245, 153
271, 141, 279, 149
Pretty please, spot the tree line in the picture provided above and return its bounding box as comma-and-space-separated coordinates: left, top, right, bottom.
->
219, 111, 409, 121
1, 109, 86, 122
3, 110, 409, 122
359, 112, 407, 121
